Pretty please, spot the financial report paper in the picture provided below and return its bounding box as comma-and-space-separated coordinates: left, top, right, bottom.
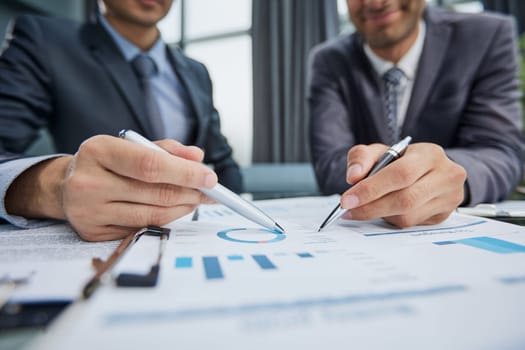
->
17, 196, 525, 349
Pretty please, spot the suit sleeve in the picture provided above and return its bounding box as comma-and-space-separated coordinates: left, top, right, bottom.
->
0, 15, 53, 160
446, 17, 524, 205
308, 46, 355, 195
0, 16, 64, 227
196, 64, 243, 194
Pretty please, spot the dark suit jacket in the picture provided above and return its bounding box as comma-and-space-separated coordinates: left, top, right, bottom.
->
308, 6, 524, 205
0, 15, 242, 193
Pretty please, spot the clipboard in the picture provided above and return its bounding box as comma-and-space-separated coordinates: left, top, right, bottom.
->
0, 226, 170, 330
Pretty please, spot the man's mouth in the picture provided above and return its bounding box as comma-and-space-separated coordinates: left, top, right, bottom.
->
364, 9, 400, 26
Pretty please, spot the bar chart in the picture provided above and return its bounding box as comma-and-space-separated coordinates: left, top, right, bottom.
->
174, 251, 317, 280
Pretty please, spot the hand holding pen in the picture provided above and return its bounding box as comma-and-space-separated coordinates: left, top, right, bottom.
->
320, 137, 468, 230
319, 137, 412, 231
18, 134, 214, 242
120, 130, 284, 233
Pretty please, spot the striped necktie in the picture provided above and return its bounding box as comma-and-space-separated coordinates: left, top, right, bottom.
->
382, 67, 405, 144
131, 53, 165, 140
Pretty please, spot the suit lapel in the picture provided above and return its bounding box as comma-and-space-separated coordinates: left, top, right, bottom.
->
351, 37, 390, 143
167, 47, 208, 146
402, 8, 451, 137
81, 22, 155, 138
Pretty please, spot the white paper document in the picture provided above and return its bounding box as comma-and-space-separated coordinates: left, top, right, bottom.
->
18, 196, 525, 349
0, 223, 118, 302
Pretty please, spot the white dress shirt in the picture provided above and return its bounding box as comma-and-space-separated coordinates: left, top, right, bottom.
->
363, 20, 426, 128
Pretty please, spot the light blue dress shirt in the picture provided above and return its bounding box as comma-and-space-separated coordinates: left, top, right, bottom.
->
99, 15, 195, 143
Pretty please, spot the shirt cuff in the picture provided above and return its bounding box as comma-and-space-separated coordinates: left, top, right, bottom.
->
0, 155, 67, 228
460, 180, 471, 207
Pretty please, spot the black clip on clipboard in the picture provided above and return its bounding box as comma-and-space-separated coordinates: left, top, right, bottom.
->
83, 225, 170, 299
115, 226, 170, 287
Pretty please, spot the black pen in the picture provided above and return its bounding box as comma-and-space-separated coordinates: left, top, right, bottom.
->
318, 136, 412, 231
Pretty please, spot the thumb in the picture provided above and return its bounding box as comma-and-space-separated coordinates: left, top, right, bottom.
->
346, 143, 388, 184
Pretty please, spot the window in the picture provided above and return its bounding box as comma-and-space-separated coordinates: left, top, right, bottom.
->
337, 0, 484, 33
449, 1, 484, 13
426, 0, 484, 11
158, 0, 253, 166
336, 0, 354, 34
157, 0, 182, 44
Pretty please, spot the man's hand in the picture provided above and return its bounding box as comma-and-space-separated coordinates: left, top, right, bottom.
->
341, 142, 467, 227
5, 135, 217, 241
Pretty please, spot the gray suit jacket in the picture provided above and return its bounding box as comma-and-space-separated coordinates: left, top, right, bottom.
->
0, 14, 242, 192
308, 6, 524, 205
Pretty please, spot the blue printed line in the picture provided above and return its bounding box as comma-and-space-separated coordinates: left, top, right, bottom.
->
104, 284, 466, 325
457, 236, 525, 253
364, 220, 486, 237
499, 276, 525, 285
433, 241, 455, 245
434, 236, 525, 254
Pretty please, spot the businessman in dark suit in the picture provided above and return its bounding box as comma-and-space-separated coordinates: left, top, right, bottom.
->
309, 0, 524, 228
0, 0, 241, 241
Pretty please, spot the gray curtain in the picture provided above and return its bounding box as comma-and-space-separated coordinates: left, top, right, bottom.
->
483, 0, 524, 34
252, 0, 338, 163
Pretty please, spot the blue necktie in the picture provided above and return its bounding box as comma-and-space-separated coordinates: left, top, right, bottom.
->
131, 54, 165, 140
382, 67, 405, 144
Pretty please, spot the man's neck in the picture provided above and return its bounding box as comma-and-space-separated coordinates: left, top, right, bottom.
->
370, 25, 420, 64
104, 15, 159, 51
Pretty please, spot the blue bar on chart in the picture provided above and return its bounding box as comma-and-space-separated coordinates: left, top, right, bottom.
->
175, 257, 193, 268
499, 276, 525, 285
252, 255, 277, 270
227, 255, 244, 261
434, 236, 525, 254
202, 256, 224, 279
297, 252, 314, 258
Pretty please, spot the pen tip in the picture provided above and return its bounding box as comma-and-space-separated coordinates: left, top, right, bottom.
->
275, 222, 285, 234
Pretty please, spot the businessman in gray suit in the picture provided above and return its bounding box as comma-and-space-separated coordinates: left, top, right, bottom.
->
309, 0, 524, 228
0, 0, 241, 241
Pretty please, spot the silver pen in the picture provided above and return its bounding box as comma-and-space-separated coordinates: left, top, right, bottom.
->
119, 129, 285, 233
318, 136, 412, 231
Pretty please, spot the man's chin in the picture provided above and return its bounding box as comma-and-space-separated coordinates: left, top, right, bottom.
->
365, 33, 401, 50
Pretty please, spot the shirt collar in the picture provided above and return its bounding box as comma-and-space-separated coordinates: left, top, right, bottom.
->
98, 14, 169, 75
363, 20, 426, 81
